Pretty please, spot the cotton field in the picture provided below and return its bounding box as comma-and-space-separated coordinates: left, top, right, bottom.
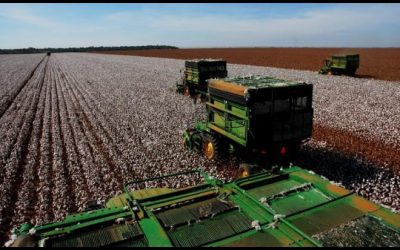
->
0, 53, 399, 244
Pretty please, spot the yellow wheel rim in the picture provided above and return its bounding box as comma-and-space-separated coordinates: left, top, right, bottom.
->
240, 170, 249, 178
204, 142, 215, 160
184, 87, 190, 96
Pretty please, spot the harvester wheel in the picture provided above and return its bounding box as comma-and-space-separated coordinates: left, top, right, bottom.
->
182, 136, 189, 149
183, 86, 190, 96
238, 163, 253, 178
202, 134, 219, 160
83, 200, 104, 212
218, 140, 230, 157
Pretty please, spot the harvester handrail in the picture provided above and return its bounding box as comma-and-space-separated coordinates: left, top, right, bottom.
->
123, 168, 206, 193
206, 102, 249, 120
230, 180, 321, 247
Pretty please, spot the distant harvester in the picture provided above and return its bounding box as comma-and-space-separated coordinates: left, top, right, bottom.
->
319, 54, 359, 76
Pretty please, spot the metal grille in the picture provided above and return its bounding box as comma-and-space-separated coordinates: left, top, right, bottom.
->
220, 75, 301, 88
222, 231, 286, 247
167, 211, 253, 247
155, 197, 236, 228
313, 215, 400, 247
289, 203, 364, 236
47, 222, 147, 247
110, 237, 149, 247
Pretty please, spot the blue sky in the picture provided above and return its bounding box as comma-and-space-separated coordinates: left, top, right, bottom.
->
0, 3, 399, 49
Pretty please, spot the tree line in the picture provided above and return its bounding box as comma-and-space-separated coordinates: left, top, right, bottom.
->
0, 45, 179, 54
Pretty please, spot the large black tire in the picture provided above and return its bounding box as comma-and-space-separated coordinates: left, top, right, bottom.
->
83, 200, 104, 212
199, 93, 208, 103
202, 133, 220, 160
188, 85, 196, 96
219, 139, 231, 157
287, 143, 300, 160
176, 84, 184, 94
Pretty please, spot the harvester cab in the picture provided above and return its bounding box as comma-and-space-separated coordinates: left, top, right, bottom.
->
182, 75, 313, 176
176, 59, 227, 101
319, 54, 359, 76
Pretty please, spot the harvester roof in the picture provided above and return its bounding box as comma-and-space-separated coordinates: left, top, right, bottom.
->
185, 59, 226, 69
186, 58, 225, 62
331, 54, 359, 58
208, 75, 308, 97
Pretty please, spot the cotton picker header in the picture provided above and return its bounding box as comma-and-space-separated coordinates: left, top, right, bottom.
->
9, 168, 400, 247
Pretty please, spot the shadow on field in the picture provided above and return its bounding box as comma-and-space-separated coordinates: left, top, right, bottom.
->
292, 144, 393, 189
355, 74, 375, 79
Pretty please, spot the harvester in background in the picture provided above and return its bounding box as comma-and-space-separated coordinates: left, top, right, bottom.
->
176, 59, 227, 101
182, 75, 313, 176
318, 54, 359, 76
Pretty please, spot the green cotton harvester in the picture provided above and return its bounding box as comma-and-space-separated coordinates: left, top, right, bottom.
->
182, 75, 313, 176
318, 54, 359, 76
176, 59, 227, 100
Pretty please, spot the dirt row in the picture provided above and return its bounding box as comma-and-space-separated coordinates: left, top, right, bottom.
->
95, 48, 400, 82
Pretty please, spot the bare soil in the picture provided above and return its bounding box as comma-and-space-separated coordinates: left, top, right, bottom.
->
312, 123, 400, 173
95, 48, 400, 82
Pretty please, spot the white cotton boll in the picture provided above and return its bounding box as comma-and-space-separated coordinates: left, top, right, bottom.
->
4, 239, 15, 247
28, 228, 36, 235
115, 218, 125, 223
274, 214, 285, 220
251, 220, 261, 231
